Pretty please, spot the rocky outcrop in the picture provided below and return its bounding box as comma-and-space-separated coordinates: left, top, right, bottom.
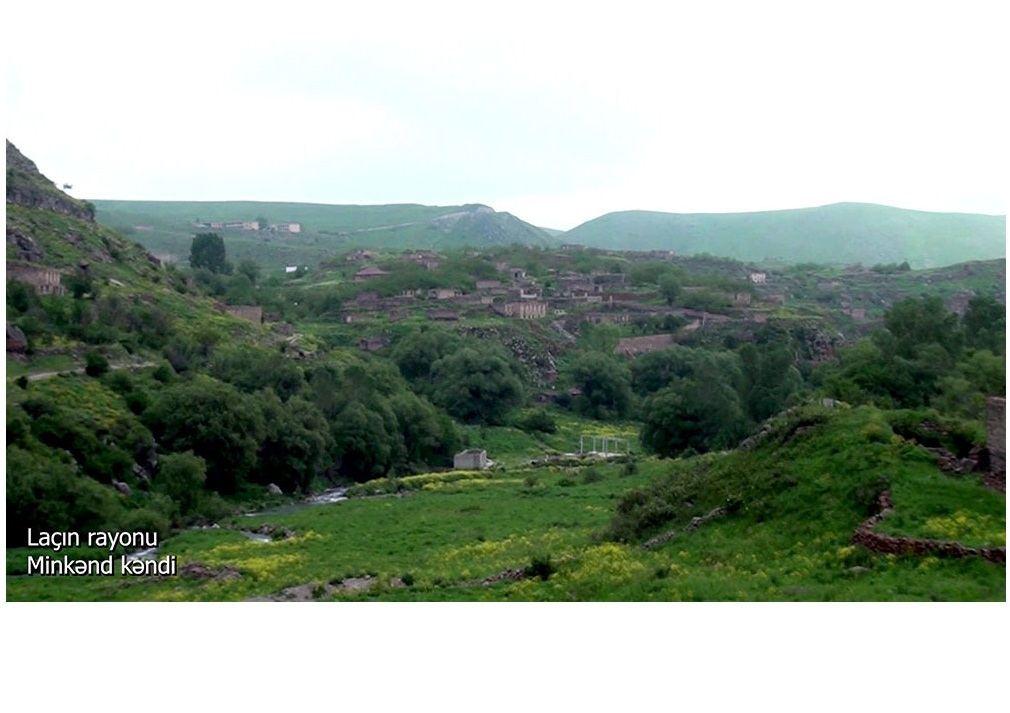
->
179, 562, 242, 581
6, 323, 28, 353
6, 226, 45, 262
6, 140, 94, 221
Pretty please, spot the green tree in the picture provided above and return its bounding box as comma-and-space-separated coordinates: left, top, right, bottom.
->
391, 328, 460, 383
658, 272, 683, 306
565, 352, 633, 419
738, 343, 803, 422
143, 375, 265, 493
189, 233, 230, 274
641, 379, 747, 456
329, 401, 398, 481
155, 452, 207, 517
237, 259, 261, 285
962, 295, 1005, 354
255, 393, 331, 492
429, 347, 523, 424
884, 296, 961, 358
84, 350, 109, 377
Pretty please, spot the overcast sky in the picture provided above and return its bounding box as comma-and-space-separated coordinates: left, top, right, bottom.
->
5, 1, 1007, 229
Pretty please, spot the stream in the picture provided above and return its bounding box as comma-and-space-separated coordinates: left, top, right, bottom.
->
125, 486, 349, 560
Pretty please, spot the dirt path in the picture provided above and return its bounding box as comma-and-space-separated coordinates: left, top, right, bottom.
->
25, 361, 156, 382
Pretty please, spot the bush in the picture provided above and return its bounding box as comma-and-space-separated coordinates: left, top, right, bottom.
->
516, 409, 557, 434
84, 350, 110, 377
524, 555, 556, 580
582, 467, 604, 484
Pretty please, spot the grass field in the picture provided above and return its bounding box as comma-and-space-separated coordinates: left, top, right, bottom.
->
7, 405, 1004, 602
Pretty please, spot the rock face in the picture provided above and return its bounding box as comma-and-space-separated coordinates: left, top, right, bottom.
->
267, 483, 283, 496
6, 323, 28, 353
7, 226, 45, 262
6, 141, 95, 221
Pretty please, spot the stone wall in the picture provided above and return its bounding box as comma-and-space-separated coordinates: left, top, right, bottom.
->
224, 305, 263, 324
853, 491, 1005, 564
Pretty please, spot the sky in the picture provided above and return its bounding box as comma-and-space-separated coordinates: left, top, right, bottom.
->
5, 0, 1007, 230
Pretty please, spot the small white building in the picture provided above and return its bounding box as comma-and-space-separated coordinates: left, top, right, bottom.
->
453, 449, 491, 470
749, 272, 767, 285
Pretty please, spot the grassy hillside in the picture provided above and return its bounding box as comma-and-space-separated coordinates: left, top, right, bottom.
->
7, 404, 1003, 601
563, 203, 1006, 269
93, 200, 556, 269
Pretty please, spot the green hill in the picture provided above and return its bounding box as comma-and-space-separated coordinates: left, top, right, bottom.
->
92, 199, 557, 270
562, 203, 1006, 268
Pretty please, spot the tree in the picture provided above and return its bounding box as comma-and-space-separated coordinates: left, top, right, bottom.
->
565, 352, 633, 419
884, 296, 960, 358
189, 233, 230, 274
963, 295, 1005, 354
641, 379, 747, 457
388, 392, 460, 469
237, 259, 261, 285
738, 343, 803, 422
255, 393, 331, 493
84, 350, 110, 377
155, 452, 207, 517
329, 401, 397, 481
429, 347, 523, 424
225, 274, 255, 304
143, 375, 264, 493
390, 328, 460, 383
658, 272, 683, 306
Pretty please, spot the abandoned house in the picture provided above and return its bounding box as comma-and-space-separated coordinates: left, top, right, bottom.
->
354, 266, 391, 282
224, 305, 264, 324
614, 333, 675, 357
453, 449, 490, 470
7, 264, 66, 295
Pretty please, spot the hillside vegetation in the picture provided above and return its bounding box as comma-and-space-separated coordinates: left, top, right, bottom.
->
562, 203, 1006, 269
6, 141, 1005, 602
93, 200, 556, 268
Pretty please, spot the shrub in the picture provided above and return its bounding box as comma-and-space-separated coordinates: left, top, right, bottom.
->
84, 350, 110, 377
524, 555, 555, 580
517, 409, 558, 434
582, 467, 604, 484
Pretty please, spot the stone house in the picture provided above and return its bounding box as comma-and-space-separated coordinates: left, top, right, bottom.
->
428, 287, 461, 300
7, 264, 66, 295
358, 336, 390, 352
354, 266, 390, 282
498, 301, 547, 319
345, 249, 377, 262
225, 305, 263, 324
614, 334, 675, 357
453, 449, 489, 470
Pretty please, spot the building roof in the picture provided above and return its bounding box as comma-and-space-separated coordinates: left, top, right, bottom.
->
355, 266, 390, 277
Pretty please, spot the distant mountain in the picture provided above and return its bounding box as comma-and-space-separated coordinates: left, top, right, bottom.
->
562, 202, 1006, 268
92, 199, 557, 268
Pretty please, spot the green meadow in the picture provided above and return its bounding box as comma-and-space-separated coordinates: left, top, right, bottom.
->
7, 405, 1003, 602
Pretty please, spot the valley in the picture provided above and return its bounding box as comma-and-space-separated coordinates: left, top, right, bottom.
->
6, 140, 1006, 602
